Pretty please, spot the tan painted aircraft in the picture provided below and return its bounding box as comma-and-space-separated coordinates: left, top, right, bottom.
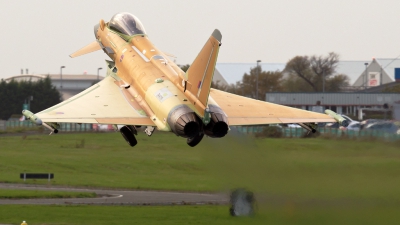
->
23, 12, 347, 147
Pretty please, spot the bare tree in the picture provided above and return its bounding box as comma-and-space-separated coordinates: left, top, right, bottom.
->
310, 52, 339, 78
284, 52, 348, 92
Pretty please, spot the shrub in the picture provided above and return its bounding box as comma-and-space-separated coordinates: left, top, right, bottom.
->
255, 126, 283, 138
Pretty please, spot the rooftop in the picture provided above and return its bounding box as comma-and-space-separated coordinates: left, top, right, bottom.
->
4, 74, 104, 82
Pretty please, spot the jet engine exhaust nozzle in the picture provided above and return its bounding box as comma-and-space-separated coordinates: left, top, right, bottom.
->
203, 105, 229, 138
168, 105, 201, 138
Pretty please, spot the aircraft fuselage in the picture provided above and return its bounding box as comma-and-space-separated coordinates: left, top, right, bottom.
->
94, 16, 225, 141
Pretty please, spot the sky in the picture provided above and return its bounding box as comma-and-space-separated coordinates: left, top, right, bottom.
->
1, 0, 400, 79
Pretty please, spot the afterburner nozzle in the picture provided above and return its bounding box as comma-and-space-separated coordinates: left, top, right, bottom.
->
167, 105, 200, 138
22, 110, 42, 125
325, 109, 349, 127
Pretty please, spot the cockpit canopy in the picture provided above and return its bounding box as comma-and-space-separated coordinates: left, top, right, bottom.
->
109, 12, 146, 36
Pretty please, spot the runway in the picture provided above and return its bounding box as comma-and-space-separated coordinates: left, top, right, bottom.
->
0, 183, 228, 206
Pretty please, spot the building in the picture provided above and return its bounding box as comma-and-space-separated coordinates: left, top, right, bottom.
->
4, 74, 104, 100
394, 101, 400, 120
265, 92, 400, 119
338, 58, 399, 89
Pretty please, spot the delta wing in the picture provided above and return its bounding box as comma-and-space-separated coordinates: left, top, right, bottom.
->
209, 88, 335, 125
36, 76, 154, 126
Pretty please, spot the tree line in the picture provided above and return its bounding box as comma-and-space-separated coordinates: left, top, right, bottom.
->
0, 76, 61, 120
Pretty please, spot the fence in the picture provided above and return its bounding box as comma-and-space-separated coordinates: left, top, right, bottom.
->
5, 120, 37, 129
4, 120, 95, 132
235, 126, 400, 141
318, 127, 400, 142
4, 121, 400, 141
0, 120, 6, 131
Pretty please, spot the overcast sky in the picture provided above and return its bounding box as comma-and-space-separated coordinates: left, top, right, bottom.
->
1, 0, 400, 79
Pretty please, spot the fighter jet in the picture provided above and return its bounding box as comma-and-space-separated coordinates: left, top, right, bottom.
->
23, 12, 347, 147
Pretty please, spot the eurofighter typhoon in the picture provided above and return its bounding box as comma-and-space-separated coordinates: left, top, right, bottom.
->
23, 12, 347, 147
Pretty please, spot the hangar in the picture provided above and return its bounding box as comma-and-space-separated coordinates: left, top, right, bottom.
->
265, 92, 400, 118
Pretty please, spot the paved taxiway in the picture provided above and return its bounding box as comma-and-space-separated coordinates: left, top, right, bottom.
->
0, 184, 228, 205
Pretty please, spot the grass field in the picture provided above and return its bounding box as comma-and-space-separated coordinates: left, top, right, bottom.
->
0, 132, 214, 191
0, 126, 42, 134
1, 204, 400, 225
0, 205, 260, 225
0, 189, 96, 199
1, 131, 400, 224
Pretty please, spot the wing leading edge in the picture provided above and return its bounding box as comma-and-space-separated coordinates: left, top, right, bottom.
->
36, 76, 155, 126
209, 89, 336, 126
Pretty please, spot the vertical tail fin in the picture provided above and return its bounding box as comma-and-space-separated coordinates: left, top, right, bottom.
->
185, 29, 222, 119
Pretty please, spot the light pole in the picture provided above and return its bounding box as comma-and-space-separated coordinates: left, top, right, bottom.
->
364, 63, 368, 91
256, 60, 261, 100
97, 67, 103, 81
60, 66, 65, 90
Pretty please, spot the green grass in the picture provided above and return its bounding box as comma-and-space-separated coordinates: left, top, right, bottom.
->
1, 132, 400, 224
0, 205, 254, 225
206, 135, 400, 201
1, 204, 400, 225
0, 189, 96, 199
0, 126, 43, 134
0, 132, 213, 191
0, 132, 400, 196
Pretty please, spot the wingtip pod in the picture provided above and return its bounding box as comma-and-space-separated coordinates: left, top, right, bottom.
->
22, 110, 42, 126
325, 109, 349, 127
21, 110, 59, 134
